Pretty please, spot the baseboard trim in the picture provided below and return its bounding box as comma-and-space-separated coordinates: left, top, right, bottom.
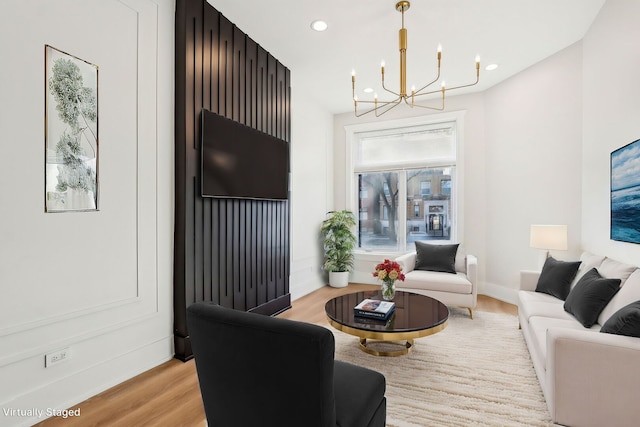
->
4, 336, 173, 427
481, 282, 519, 305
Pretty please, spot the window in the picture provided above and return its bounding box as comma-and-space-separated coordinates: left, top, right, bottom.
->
441, 179, 451, 196
420, 181, 431, 196
348, 114, 461, 252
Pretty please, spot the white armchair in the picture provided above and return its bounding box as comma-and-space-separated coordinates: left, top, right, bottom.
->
395, 251, 478, 318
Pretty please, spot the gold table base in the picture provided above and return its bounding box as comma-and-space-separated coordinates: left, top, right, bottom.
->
359, 338, 414, 357
327, 317, 447, 357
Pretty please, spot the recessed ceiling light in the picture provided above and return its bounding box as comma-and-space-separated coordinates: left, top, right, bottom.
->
363, 88, 374, 94
485, 63, 499, 71
310, 20, 328, 32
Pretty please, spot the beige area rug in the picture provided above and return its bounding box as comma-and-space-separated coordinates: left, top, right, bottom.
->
329, 309, 553, 427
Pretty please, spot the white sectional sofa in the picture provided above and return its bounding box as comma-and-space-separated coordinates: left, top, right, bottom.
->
395, 247, 477, 318
518, 251, 640, 427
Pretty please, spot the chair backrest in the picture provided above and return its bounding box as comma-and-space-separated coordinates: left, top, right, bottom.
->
187, 303, 337, 427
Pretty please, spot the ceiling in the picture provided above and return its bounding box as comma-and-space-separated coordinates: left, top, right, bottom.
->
206, 0, 606, 115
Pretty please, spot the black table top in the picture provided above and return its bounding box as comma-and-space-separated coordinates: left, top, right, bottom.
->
324, 290, 449, 334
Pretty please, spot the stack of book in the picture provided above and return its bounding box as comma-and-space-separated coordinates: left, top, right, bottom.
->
354, 299, 396, 320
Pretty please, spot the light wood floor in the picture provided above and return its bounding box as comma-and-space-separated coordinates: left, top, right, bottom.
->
35, 284, 516, 427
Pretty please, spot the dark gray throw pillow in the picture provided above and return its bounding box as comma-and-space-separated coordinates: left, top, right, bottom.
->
601, 300, 640, 338
564, 268, 621, 328
414, 242, 459, 274
535, 257, 581, 300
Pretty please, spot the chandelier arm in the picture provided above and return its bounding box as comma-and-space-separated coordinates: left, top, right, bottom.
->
375, 100, 403, 117
356, 99, 399, 105
355, 98, 402, 118
407, 101, 445, 111
413, 69, 441, 96
433, 73, 480, 94
381, 80, 401, 97
408, 85, 445, 111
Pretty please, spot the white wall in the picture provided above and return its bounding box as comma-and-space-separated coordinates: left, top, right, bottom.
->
289, 91, 334, 299
483, 42, 584, 302
582, 0, 640, 264
0, 1, 174, 426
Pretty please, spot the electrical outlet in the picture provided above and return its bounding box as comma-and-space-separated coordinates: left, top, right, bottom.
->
45, 348, 70, 368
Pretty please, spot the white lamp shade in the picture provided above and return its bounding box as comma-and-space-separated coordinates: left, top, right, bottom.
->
530, 225, 568, 251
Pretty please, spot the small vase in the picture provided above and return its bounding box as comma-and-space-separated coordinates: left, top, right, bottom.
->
382, 280, 396, 301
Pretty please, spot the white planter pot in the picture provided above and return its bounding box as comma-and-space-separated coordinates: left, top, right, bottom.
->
329, 271, 349, 288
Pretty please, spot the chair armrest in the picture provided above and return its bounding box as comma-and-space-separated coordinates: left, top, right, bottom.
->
466, 255, 477, 293
546, 327, 640, 426
395, 252, 416, 274
520, 270, 540, 292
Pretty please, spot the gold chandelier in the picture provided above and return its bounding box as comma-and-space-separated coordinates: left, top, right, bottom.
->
351, 1, 480, 117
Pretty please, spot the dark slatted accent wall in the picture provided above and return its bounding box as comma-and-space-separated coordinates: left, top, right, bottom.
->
174, 0, 291, 361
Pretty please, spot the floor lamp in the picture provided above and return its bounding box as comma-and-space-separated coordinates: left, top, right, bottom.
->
529, 225, 568, 269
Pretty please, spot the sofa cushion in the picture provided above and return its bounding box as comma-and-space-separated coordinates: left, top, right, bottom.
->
400, 270, 472, 294
599, 269, 640, 326
600, 300, 640, 338
598, 258, 637, 285
564, 268, 621, 328
535, 257, 581, 300
570, 251, 606, 289
518, 290, 575, 322
414, 242, 459, 274
528, 316, 601, 371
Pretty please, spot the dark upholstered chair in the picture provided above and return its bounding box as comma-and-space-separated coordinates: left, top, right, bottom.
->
187, 302, 386, 427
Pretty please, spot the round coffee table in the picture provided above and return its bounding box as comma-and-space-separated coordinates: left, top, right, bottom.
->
325, 290, 449, 356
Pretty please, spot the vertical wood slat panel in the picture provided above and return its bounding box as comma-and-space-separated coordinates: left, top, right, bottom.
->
175, 0, 291, 361
257, 49, 267, 133
210, 199, 220, 305
245, 201, 257, 309
233, 26, 246, 124
267, 55, 276, 136
257, 203, 266, 306
246, 39, 257, 130
233, 200, 244, 310
219, 15, 233, 119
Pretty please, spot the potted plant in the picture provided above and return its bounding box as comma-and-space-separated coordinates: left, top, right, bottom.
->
321, 210, 357, 288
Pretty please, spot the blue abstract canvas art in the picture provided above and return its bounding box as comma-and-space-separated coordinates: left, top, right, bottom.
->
611, 138, 640, 244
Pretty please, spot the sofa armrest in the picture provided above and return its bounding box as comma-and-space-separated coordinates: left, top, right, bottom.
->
466, 255, 478, 294
546, 327, 640, 426
519, 270, 540, 292
395, 252, 416, 274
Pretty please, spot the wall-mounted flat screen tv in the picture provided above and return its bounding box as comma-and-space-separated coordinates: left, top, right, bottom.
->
201, 109, 289, 200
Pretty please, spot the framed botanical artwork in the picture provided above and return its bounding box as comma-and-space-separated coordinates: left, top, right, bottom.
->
45, 45, 98, 212
611, 138, 640, 244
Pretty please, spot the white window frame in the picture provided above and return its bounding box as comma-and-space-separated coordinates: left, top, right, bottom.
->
344, 111, 466, 257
